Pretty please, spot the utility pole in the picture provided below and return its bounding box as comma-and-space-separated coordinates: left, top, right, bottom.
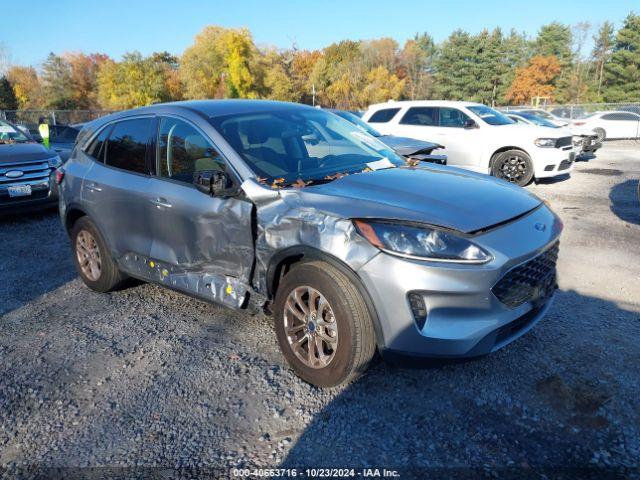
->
312, 84, 316, 107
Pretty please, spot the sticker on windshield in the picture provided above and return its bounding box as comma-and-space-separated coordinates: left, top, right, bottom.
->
0, 126, 16, 133
366, 158, 395, 171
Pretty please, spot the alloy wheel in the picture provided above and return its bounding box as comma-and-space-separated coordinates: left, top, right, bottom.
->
283, 286, 339, 369
75, 230, 102, 281
498, 154, 527, 183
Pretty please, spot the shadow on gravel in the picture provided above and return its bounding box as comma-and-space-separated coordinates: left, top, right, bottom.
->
280, 289, 640, 479
609, 179, 640, 226
534, 173, 571, 186
0, 210, 76, 315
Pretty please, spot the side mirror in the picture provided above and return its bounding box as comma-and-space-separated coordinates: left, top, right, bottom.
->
463, 119, 478, 129
193, 170, 238, 198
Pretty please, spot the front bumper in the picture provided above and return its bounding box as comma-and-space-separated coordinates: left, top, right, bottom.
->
0, 171, 59, 215
531, 147, 575, 178
357, 205, 561, 358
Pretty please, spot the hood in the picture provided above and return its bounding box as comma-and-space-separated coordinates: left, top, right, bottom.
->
0, 143, 53, 163
379, 135, 443, 156
296, 166, 541, 234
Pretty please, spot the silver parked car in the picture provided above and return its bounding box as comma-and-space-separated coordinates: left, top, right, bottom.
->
59, 100, 562, 387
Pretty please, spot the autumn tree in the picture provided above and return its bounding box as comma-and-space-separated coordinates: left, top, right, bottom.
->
357, 66, 405, 106
6, 66, 43, 109
97, 52, 171, 109
150, 51, 184, 101
180, 26, 258, 99
64, 53, 109, 109
505, 55, 561, 104
603, 13, 640, 102
400, 33, 436, 100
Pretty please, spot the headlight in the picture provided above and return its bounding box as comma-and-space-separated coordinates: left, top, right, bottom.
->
534, 138, 556, 148
47, 155, 62, 168
353, 220, 493, 263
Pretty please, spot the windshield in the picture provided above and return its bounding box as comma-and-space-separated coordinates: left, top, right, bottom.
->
330, 110, 382, 137
517, 113, 560, 128
522, 109, 554, 120
0, 120, 32, 144
210, 109, 404, 185
467, 106, 514, 126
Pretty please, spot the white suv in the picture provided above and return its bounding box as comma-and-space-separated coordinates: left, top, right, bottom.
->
363, 101, 575, 186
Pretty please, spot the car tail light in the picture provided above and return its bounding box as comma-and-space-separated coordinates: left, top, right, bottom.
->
55, 168, 65, 185
573, 121, 585, 126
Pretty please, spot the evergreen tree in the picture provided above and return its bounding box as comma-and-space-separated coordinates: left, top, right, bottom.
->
41, 53, 76, 109
591, 21, 615, 98
603, 13, 640, 102
0, 76, 18, 110
433, 30, 477, 100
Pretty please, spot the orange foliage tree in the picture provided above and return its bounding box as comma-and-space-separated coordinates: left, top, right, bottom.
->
505, 55, 561, 104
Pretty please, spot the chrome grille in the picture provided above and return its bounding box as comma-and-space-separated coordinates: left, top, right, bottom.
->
0, 160, 51, 186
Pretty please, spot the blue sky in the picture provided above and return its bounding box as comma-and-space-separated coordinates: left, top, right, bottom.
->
1, 0, 635, 67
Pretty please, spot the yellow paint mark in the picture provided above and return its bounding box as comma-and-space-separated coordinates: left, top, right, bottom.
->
149, 261, 156, 268
161, 269, 169, 277
225, 284, 233, 295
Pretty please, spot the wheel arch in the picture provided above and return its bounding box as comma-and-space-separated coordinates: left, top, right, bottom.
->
64, 205, 88, 234
267, 246, 386, 350
489, 146, 530, 169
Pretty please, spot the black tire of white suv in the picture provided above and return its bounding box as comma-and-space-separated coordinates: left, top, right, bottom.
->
71, 216, 127, 292
491, 149, 535, 187
273, 261, 376, 388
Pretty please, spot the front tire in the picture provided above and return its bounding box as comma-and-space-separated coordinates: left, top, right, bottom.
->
71, 216, 126, 292
273, 261, 376, 388
491, 149, 535, 187
593, 128, 606, 142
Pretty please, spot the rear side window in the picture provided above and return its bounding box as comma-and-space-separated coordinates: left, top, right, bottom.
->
157, 117, 226, 183
602, 112, 638, 121
84, 126, 112, 162
368, 108, 400, 123
104, 118, 152, 174
50, 126, 79, 143
400, 107, 438, 126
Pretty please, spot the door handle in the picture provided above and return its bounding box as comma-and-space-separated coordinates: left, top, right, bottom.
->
150, 197, 172, 208
85, 182, 102, 192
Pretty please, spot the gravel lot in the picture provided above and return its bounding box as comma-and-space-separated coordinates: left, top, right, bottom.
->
1, 142, 639, 479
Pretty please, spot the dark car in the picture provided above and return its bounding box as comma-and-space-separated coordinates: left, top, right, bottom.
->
0, 119, 63, 213
328, 109, 447, 164
27, 124, 81, 161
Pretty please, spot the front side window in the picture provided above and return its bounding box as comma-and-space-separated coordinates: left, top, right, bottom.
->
603, 112, 639, 121
104, 118, 152, 174
467, 105, 514, 126
368, 108, 401, 123
210, 109, 404, 184
157, 117, 226, 183
438, 108, 471, 128
400, 107, 437, 126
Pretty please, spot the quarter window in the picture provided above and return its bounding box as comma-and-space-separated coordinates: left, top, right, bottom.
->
84, 125, 112, 162
157, 117, 226, 184
400, 107, 438, 126
368, 108, 401, 123
104, 118, 152, 174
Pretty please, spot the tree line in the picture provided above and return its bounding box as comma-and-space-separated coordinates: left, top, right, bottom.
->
0, 12, 639, 112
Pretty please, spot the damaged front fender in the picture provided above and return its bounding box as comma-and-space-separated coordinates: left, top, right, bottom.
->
241, 178, 380, 297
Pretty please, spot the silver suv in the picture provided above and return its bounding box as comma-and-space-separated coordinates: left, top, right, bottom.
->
59, 100, 562, 387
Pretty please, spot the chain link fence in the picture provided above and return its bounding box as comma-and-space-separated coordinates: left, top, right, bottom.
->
0, 110, 115, 130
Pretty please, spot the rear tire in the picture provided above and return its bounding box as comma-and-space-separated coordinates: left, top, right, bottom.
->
273, 261, 376, 388
491, 149, 535, 187
71, 216, 126, 292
